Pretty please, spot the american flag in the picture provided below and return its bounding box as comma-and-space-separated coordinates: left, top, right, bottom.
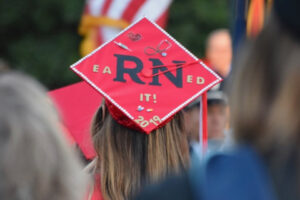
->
79, 0, 173, 56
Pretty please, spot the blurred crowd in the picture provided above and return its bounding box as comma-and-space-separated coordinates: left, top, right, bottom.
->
1, 0, 300, 200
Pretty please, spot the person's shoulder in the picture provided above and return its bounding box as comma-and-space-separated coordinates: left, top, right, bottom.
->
133, 172, 194, 200
134, 146, 277, 200
198, 145, 276, 200
84, 159, 105, 200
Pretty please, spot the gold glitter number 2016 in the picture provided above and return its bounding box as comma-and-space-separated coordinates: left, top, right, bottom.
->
135, 115, 161, 128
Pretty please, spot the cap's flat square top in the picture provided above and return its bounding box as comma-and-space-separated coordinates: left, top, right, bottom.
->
71, 17, 222, 133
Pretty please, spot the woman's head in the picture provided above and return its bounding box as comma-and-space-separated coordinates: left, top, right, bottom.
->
230, 10, 300, 198
0, 72, 87, 200
230, 13, 300, 152
91, 103, 189, 200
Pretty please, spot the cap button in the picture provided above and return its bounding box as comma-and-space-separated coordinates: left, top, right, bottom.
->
142, 68, 152, 77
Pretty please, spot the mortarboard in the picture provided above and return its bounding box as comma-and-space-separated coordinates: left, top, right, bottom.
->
70, 17, 222, 134
49, 81, 102, 159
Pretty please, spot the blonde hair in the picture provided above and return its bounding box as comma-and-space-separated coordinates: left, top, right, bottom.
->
230, 14, 300, 199
0, 72, 87, 200
91, 105, 189, 200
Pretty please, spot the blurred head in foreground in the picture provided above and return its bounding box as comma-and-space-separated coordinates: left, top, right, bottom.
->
0, 72, 87, 200
230, 2, 300, 197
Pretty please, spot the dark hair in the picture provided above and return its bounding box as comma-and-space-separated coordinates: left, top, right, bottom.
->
230, 13, 300, 199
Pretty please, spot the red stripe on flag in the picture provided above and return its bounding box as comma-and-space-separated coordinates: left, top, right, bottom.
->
102, 0, 113, 15
83, 4, 90, 15
122, 0, 147, 22
155, 10, 169, 28
96, 28, 103, 47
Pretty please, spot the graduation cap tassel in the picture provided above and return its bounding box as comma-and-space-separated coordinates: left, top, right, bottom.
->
198, 93, 208, 158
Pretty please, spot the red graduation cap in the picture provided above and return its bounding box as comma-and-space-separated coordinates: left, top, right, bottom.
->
49, 81, 102, 159
71, 17, 222, 134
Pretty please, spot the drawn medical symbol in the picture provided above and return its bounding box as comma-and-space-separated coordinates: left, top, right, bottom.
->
144, 39, 172, 57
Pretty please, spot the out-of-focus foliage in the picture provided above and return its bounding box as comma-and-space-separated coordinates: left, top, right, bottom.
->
168, 0, 230, 57
0, 0, 230, 89
0, 0, 84, 89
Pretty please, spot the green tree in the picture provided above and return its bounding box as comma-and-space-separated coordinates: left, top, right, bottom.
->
168, 0, 230, 57
0, 0, 84, 89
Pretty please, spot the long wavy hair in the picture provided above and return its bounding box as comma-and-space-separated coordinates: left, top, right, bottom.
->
91, 104, 190, 200
230, 13, 300, 199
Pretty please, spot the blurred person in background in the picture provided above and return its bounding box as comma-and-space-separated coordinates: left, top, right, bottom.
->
0, 72, 87, 200
183, 90, 230, 156
206, 90, 230, 153
182, 98, 202, 162
205, 29, 232, 91
134, 0, 300, 199
182, 28, 232, 155
183, 99, 201, 143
